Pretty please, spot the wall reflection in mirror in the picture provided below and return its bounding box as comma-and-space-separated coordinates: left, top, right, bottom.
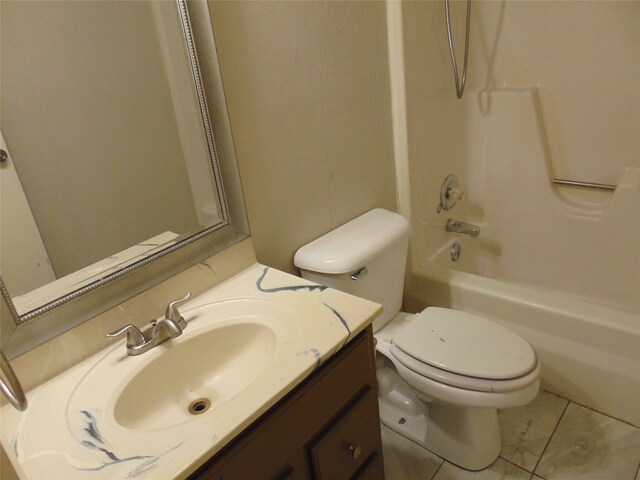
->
1, 0, 232, 320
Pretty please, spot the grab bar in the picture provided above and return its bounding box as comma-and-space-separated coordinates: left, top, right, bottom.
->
552, 179, 616, 191
0, 349, 27, 411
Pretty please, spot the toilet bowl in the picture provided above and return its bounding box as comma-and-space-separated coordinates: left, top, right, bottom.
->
294, 208, 540, 470
374, 310, 539, 470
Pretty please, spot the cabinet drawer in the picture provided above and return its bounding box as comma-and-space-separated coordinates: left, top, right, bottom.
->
310, 388, 382, 480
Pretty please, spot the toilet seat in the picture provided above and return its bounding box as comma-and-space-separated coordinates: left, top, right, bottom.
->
389, 307, 539, 393
390, 343, 540, 392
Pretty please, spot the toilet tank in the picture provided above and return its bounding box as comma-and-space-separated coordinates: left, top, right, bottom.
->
294, 208, 411, 332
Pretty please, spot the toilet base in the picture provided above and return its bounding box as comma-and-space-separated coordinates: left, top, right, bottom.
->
377, 354, 501, 471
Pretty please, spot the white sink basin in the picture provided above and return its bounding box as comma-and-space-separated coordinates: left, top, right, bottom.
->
67, 299, 302, 433
114, 322, 276, 430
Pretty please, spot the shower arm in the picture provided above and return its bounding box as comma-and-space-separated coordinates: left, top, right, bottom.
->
445, 0, 471, 99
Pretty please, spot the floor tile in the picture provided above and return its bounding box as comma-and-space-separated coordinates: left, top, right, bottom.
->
498, 390, 568, 471
535, 403, 640, 480
432, 458, 531, 480
381, 427, 443, 480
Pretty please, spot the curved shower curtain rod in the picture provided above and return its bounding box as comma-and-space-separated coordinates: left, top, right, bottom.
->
445, 0, 471, 99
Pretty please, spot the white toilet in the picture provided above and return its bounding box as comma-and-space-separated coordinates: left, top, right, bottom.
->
294, 208, 540, 471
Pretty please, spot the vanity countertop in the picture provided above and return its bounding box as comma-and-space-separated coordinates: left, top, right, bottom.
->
0, 264, 381, 479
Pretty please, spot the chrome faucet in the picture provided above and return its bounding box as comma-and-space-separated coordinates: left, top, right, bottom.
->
446, 219, 480, 238
107, 292, 191, 356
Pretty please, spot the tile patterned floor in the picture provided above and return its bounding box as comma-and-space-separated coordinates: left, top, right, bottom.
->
382, 390, 640, 480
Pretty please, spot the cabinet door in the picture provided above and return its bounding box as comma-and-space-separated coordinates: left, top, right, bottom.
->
352, 453, 385, 480
309, 388, 383, 480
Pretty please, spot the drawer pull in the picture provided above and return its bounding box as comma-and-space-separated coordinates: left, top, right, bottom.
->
350, 267, 368, 281
348, 445, 362, 459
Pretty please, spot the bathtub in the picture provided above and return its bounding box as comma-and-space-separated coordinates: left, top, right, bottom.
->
404, 236, 640, 427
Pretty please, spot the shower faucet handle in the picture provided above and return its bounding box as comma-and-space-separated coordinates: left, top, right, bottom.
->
446, 186, 464, 203
438, 174, 464, 212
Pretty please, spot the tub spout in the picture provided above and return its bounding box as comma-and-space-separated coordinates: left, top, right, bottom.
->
446, 219, 480, 238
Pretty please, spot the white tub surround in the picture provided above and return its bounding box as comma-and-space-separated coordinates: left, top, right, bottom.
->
419, 89, 639, 315
0, 264, 381, 480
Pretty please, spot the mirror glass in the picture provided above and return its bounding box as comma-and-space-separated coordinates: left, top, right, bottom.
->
0, 0, 245, 346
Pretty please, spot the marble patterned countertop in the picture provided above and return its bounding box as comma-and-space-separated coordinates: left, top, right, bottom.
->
1, 264, 382, 479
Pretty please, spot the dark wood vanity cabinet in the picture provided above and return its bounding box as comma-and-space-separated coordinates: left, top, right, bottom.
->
189, 326, 385, 480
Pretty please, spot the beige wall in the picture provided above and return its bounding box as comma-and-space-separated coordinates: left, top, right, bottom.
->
209, 1, 397, 274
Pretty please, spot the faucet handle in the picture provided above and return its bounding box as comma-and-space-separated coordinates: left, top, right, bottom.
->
438, 174, 465, 213
446, 187, 464, 202
106, 324, 145, 346
165, 292, 191, 329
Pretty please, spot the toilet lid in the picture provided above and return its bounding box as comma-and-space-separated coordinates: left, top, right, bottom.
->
393, 307, 537, 380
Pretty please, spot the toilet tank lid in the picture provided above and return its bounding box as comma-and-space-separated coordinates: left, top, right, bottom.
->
294, 208, 411, 274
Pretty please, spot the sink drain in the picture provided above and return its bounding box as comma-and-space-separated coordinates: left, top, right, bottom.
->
188, 398, 211, 415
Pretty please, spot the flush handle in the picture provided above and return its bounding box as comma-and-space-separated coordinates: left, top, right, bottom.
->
350, 267, 368, 281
